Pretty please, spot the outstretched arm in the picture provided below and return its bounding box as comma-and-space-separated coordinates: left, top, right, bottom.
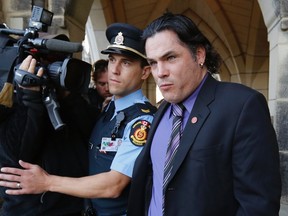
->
0, 160, 130, 198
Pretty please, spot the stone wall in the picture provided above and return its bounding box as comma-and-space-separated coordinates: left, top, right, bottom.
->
259, 0, 288, 214
0, 0, 67, 34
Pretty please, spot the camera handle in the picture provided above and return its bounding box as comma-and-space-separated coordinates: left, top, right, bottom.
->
43, 88, 66, 130
14, 69, 65, 130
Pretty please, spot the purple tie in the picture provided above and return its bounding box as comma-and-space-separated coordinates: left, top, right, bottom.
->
163, 103, 185, 214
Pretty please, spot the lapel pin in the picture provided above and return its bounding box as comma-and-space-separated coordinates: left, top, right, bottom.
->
191, 116, 198, 124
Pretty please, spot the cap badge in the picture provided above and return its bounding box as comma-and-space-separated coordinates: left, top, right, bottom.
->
114, 32, 124, 45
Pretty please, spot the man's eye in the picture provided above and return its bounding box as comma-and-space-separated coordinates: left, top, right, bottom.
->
108, 57, 115, 62
97, 82, 106, 86
123, 61, 130, 66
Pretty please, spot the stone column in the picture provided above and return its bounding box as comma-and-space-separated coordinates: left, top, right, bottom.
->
259, 0, 288, 214
85, 0, 109, 63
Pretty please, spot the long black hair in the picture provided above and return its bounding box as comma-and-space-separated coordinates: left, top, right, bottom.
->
142, 12, 222, 74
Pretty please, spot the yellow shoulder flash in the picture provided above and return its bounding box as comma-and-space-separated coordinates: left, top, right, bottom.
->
141, 109, 150, 113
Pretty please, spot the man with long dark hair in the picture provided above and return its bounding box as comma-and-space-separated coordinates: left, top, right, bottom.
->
127, 13, 281, 216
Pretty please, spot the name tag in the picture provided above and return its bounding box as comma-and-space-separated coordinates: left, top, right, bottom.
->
100, 137, 122, 152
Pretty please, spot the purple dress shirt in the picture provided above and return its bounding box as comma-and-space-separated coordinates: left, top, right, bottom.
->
149, 74, 208, 216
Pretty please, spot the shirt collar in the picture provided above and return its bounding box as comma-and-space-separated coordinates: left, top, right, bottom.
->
169, 73, 208, 118
114, 89, 147, 112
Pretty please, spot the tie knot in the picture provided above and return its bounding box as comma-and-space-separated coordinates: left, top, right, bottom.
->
172, 103, 185, 117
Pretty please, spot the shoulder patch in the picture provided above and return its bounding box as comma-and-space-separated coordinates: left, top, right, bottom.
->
129, 120, 151, 147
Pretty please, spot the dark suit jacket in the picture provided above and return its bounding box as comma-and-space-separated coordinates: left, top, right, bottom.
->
127, 75, 281, 216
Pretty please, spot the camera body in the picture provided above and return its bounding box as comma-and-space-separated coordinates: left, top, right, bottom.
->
0, 5, 92, 129
0, 5, 91, 93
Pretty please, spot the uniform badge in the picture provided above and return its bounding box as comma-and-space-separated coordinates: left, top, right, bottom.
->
130, 120, 151, 146
114, 32, 124, 45
141, 109, 150, 113
100, 137, 122, 152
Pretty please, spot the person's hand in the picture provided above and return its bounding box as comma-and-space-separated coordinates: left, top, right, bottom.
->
102, 96, 112, 111
18, 55, 44, 92
0, 160, 49, 195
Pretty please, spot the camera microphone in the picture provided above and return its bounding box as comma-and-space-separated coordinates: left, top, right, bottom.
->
0, 28, 25, 36
28, 38, 83, 53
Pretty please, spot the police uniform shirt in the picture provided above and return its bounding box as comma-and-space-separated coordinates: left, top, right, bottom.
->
110, 89, 154, 177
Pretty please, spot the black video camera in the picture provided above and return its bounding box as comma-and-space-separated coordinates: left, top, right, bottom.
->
0, 6, 92, 130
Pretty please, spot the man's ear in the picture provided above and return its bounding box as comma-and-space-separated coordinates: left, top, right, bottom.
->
141, 65, 151, 80
196, 46, 206, 65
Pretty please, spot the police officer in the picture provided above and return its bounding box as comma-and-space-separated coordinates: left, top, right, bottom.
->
86, 23, 156, 215
0, 23, 157, 216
